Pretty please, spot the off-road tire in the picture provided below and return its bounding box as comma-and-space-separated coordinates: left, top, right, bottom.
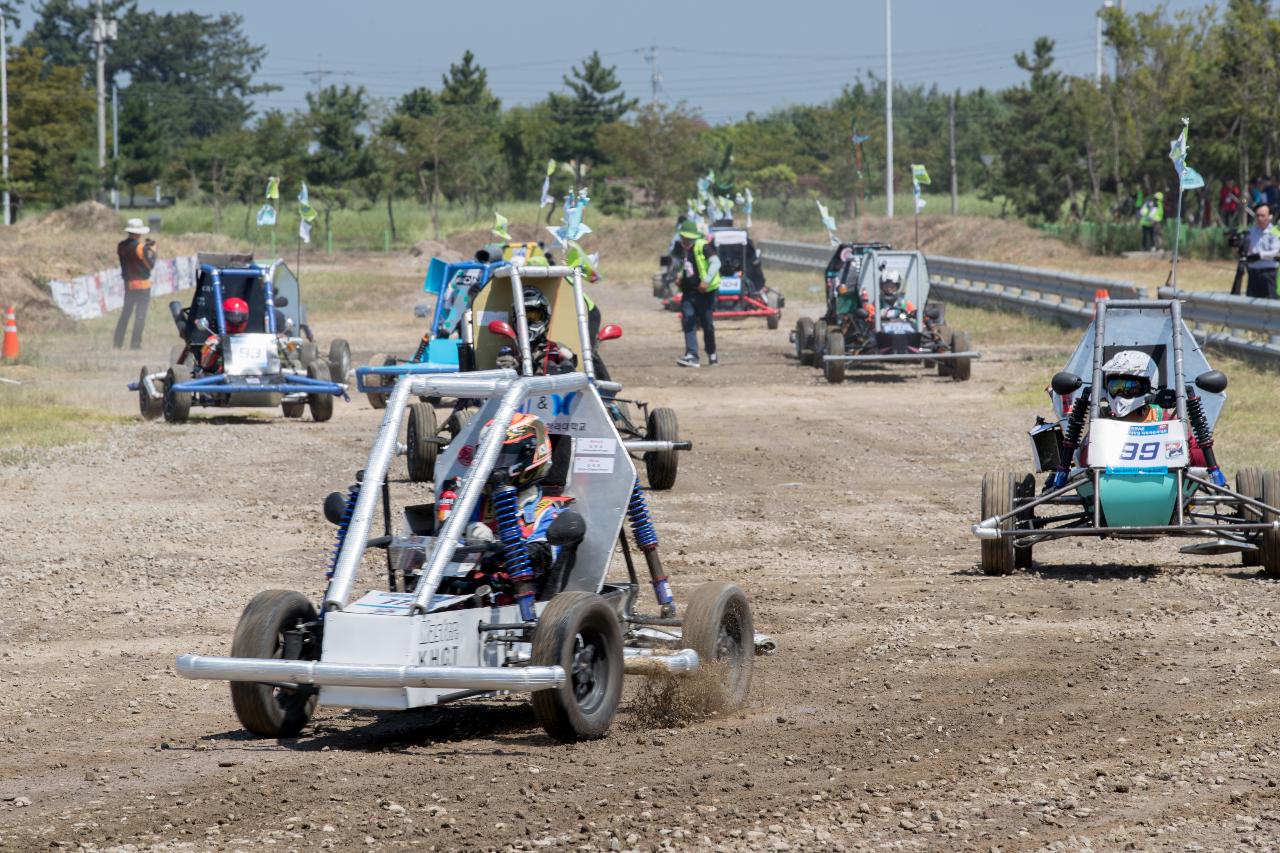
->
306, 361, 333, 422
366, 353, 391, 409
530, 592, 624, 742
935, 324, 953, 377
1237, 468, 1264, 567
951, 330, 972, 381
980, 470, 1017, 575
298, 342, 319, 368
795, 317, 815, 365
812, 323, 828, 364
407, 402, 438, 483
823, 330, 845, 384
281, 400, 305, 418
229, 590, 319, 738
643, 408, 680, 491
327, 338, 352, 384
443, 408, 473, 446
683, 581, 754, 711
652, 273, 668, 299
138, 366, 163, 420
1261, 471, 1280, 578
765, 291, 780, 330
162, 364, 192, 423
1014, 472, 1036, 570
168, 344, 186, 366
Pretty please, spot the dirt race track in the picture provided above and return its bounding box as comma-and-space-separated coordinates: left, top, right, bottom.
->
4, 263, 1280, 852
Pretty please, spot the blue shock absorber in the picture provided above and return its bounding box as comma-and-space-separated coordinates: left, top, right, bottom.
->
493, 485, 537, 621
627, 478, 673, 608
328, 483, 360, 578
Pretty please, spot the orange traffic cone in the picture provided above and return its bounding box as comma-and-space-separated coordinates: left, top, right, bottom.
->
1, 305, 17, 360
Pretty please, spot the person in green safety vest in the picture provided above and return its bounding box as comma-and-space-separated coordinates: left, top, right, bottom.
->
1139, 193, 1165, 251
674, 220, 720, 368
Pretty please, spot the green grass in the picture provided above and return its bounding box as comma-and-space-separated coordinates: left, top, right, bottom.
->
0, 383, 125, 465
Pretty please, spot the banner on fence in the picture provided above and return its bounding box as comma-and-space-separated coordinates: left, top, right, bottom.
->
48, 255, 198, 320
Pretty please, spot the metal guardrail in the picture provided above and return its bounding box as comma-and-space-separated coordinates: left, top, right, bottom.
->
758, 239, 1280, 364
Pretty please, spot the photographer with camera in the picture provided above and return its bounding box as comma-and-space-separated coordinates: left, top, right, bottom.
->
1240, 202, 1280, 300
113, 218, 158, 350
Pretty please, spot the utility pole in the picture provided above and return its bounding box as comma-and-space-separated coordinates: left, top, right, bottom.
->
642, 44, 662, 106
111, 83, 119, 211
949, 92, 957, 215
1, 13, 10, 226
92, 0, 117, 197
884, 0, 894, 219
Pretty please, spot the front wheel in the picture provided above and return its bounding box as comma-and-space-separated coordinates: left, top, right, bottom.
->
1261, 471, 1280, 577
138, 365, 163, 420
366, 353, 392, 409
644, 407, 680, 491
328, 338, 352, 384
823, 330, 845, 384
795, 317, 814, 365
1237, 468, 1263, 567
306, 360, 334, 422
530, 592, 624, 742
935, 324, 953, 377
765, 291, 780, 330
162, 364, 192, 423
229, 590, 320, 738
407, 402, 438, 483
682, 581, 754, 712
951, 330, 972, 382
980, 470, 1018, 575
281, 399, 305, 418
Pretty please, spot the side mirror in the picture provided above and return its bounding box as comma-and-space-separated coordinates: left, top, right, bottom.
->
273, 294, 289, 308
1194, 369, 1228, 394
598, 324, 623, 342
1051, 371, 1083, 396
487, 320, 517, 340
196, 317, 213, 333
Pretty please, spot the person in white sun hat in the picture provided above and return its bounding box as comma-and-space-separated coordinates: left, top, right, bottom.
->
113, 217, 157, 350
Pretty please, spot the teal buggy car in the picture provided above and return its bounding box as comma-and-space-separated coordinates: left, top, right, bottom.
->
973, 298, 1280, 575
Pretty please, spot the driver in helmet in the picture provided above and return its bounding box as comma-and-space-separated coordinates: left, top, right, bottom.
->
199, 297, 250, 371
1101, 350, 1163, 422
496, 287, 577, 375
877, 269, 916, 319
439, 412, 581, 602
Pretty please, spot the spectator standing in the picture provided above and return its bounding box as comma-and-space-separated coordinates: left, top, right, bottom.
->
113, 218, 157, 350
1220, 180, 1242, 226
1243, 202, 1280, 299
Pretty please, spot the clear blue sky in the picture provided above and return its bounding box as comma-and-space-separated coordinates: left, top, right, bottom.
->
67, 0, 1213, 123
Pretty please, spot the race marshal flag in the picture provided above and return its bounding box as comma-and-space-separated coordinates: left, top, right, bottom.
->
492, 211, 511, 241
265, 176, 280, 200
297, 182, 309, 204
539, 160, 556, 208
1170, 119, 1205, 190
816, 199, 839, 245
912, 164, 931, 185
256, 203, 276, 227
299, 219, 312, 244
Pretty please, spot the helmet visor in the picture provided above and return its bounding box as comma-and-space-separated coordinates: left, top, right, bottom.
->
225, 310, 248, 329
1105, 376, 1150, 399
525, 305, 548, 327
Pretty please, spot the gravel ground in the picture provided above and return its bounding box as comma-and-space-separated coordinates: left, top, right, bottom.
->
2, 261, 1279, 852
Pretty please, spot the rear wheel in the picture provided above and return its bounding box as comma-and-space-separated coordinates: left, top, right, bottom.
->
281, 399, 305, 418
327, 338, 352, 384
795, 317, 814, 365
1237, 468, 1263, 567
228, 590, 319, 738
443, 408, 473, 446
823, 330, 845, 384
812, 323, 828, 364
1261, 471, 1280, 578
306, 360, 333, 422
162, 364, 192, 423
298, 342, 319, 368
407, 402, 438, 483
951, 331, 972, 382
530, 592, 624, 742
366, 353, 392, 409
980, 470, 1017, 575
138, 365, 163, 420
644, 408, 680, 491
682, 581, 754, 712
765, 291, 780, 330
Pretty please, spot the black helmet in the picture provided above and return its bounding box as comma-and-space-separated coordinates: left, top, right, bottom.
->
516, 287, 551, 342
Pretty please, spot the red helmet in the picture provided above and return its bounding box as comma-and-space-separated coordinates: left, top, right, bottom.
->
222, 297, 249, 333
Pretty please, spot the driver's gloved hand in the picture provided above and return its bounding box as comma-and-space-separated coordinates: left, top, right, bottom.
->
1210, 468, 1227, 487
1049, 469, 1069, 490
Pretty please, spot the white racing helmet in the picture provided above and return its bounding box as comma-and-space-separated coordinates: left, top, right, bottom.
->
1101, 350, 1158, 418
880, 269, 903, 303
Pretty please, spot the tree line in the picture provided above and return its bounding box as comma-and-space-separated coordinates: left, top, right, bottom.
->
6, 0, 1280, 233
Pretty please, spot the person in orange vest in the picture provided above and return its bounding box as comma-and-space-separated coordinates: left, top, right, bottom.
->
113, 218, 157, 350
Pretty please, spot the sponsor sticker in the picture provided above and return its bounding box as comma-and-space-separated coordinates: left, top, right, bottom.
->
576, 437, 617, 455
573, 455, 615, 474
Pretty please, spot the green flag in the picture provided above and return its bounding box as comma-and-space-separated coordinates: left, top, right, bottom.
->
492, 211, 511, 241
265, 176, 280, 200
911, 164, 931, 185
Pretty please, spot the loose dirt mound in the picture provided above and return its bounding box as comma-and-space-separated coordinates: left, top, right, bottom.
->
18, 200, 121, 234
